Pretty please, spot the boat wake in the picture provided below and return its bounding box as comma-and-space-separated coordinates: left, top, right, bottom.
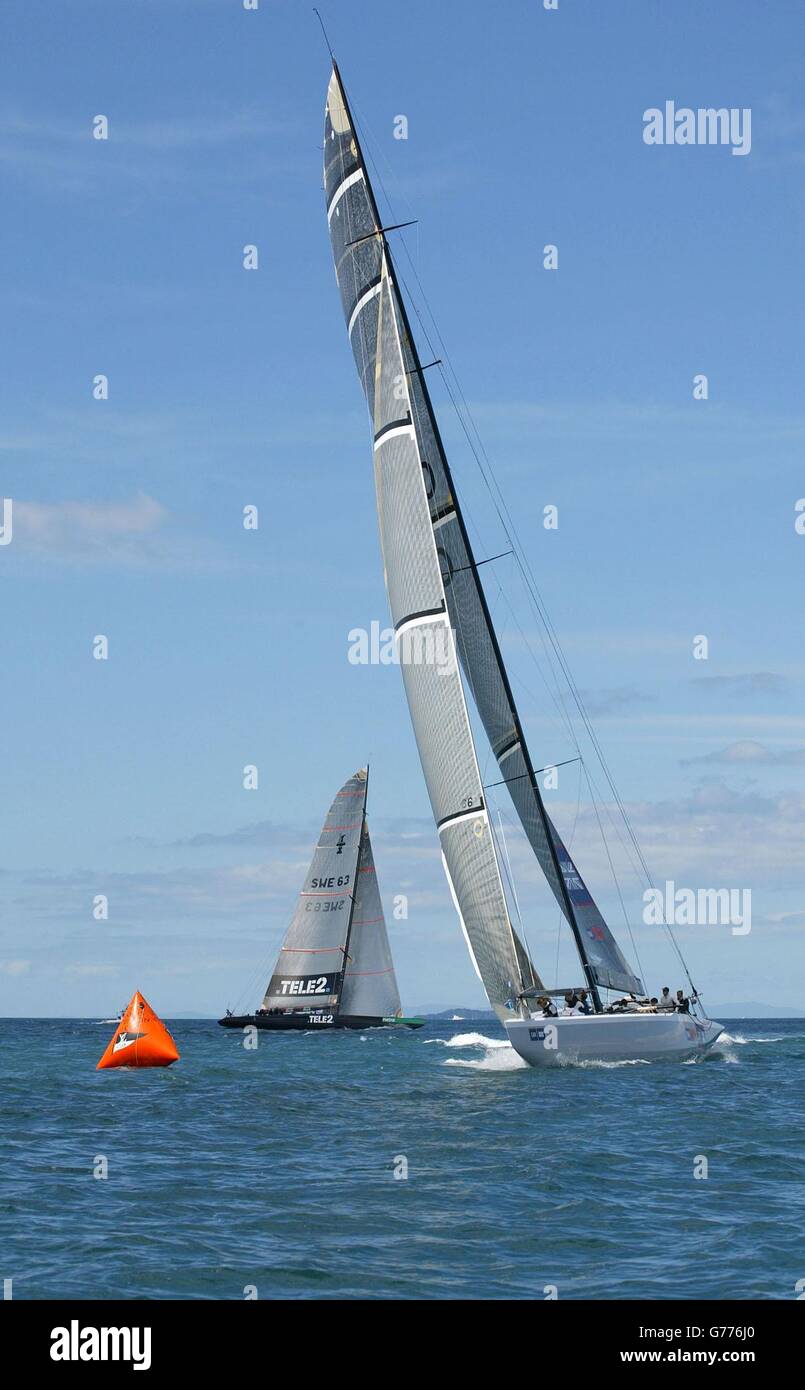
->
572, 1057, 652, 1069
435, 1033, 528, 1071
426, 1031, 510, 1050
444, 1047, 528, 1072
717, 1031, 786, 1045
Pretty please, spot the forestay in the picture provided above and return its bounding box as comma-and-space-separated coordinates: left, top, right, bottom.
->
324, 63, 643, 1009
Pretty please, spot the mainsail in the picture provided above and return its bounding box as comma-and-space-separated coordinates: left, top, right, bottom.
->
324, 64, 644, 1010
261, 767, 402, 1017
325, 68, 539, 1017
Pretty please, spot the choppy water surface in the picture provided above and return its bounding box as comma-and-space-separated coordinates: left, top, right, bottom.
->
1, 1017, 802, 1299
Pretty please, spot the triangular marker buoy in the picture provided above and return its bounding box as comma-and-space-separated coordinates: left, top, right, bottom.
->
96, 990, 179, 1070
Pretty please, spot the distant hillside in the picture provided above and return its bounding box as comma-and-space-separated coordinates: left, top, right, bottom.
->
423, 1007, 497, 1021
707, 1002, 804, 1019
423, 1002, 804, 1021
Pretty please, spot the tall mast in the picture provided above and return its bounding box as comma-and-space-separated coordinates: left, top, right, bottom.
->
330, 63, 601, 1010
335, 764, 369, 1015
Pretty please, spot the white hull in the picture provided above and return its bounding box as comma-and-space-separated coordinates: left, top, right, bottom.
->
505, 1011, 723, 1067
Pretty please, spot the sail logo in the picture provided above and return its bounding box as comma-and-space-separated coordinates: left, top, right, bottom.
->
643, 102, 751, 156
348, 621, 456, 675
643, 881, 751, 936
51, 1321, 151, 1370
269, 973, 339, 997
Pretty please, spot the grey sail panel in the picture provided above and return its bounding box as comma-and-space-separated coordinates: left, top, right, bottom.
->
339, 824, 402, 1018
261, 768, 367, 1011
324, 68, 538, 1016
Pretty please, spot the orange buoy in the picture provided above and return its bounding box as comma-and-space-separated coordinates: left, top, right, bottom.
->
96, 990, 179, 1070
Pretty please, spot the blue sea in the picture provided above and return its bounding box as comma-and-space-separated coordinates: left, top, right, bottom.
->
1, 1017, 803, 1300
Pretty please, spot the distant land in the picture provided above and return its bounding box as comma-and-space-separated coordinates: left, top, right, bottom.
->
706, 1002, 805, 1019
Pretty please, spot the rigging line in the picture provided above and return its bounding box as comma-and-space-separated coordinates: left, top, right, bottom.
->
478, 541, 655, 898
578, 757, 699, 1002
436, 406, 696, 992
347, 81, 698, 998
448, 548, 514, 575
484, 757, 581, 792
313, 8, 335, 60
388, 242, 657, 899
482, 564, 587, 757
554, 760, 583, 989
581, 759, 647, 989
483, 571, 653, 905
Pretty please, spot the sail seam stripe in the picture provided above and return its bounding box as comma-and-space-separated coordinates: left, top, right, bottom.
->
498, 737, 521, 762
437, 804, 487, 832
279, 946, 344, 953
327, 167, 364, 222
348, 278, 381, 336
432, 507, 456, 531
394, 603, 446, 635
373, 417, 414, 447
299, 892, 351, 898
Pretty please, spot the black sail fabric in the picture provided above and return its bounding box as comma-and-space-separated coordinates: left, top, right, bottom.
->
261, 769, 367, 1012
325, 68, 534, 1016
324, 64, 643, 1004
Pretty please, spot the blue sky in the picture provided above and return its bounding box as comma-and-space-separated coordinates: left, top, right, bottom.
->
1, 0, 803, 1016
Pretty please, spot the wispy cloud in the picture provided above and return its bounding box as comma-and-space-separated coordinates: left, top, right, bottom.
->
681, 739, 805, 768
9, 492, 168, 563
578, 685, 653, 717
65, 963, 119, 979
452, 398, 805, 449
691, 672, 790, 698
4, 490, 238, 572
161, 821, 297, 851
500, 777, 805, 896
0, 107, 300, 198
0, 960, 31, 976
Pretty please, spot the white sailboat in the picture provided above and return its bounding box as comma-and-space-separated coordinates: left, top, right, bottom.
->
322, 63, 722, 1066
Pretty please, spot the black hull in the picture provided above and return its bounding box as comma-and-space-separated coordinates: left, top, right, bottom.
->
218, 1013, 422, 1032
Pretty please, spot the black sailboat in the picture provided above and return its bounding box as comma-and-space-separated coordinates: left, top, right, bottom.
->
219, 768, 424, 1031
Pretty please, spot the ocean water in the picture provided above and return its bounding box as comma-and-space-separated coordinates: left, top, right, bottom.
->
1, 1016, 803, 1301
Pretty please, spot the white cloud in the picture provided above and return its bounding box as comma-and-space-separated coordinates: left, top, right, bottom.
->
682, 739, 805, 768
65, 963, 119, 978
13, 493, 166, 546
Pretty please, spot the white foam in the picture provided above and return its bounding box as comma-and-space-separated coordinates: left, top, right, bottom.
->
444, 1045, 528, 1071
572, 1057, 651, 1068
717, 1031, 784, 1045
432, 1031, 510, 1049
